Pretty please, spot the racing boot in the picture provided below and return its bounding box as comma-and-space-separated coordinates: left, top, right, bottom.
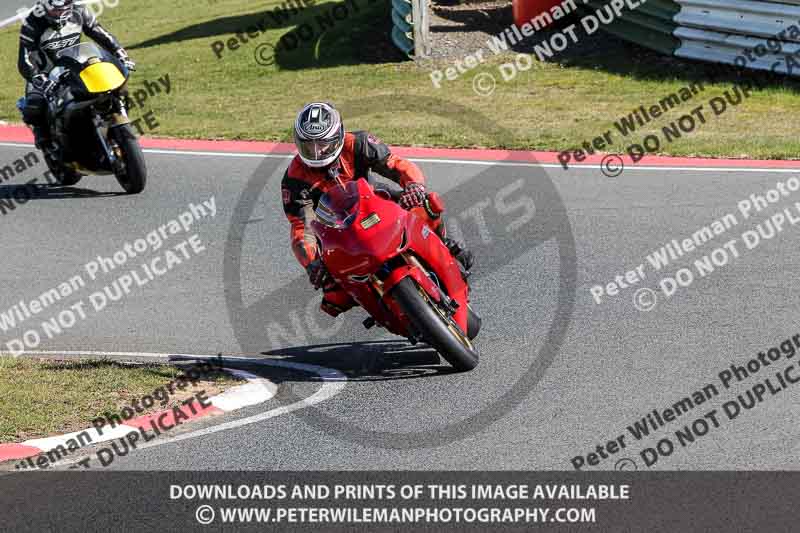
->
34, 138, 66, 185
320, 284, 357, 317
443, 237, 474, 280
32, 126, 52, 152
34, 126, 62, 170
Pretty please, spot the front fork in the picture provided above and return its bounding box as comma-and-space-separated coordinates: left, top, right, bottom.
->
99, 95, 132, 172
92, 111, 118, 170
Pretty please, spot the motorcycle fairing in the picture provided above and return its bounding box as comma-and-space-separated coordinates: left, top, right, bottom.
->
313, 179, 470, 335
79, 62, 126, 93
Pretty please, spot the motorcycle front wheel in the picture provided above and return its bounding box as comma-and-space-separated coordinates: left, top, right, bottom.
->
111, 124, 146, 194
391, 277, 479, 372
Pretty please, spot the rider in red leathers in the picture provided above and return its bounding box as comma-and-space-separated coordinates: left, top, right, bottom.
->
282, 102, 473, 317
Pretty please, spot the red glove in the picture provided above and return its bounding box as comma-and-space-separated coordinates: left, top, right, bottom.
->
399, 183, 426, 210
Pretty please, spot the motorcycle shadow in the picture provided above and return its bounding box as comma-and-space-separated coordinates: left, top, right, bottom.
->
259, 341, 460, 382
0, 183, 124, 200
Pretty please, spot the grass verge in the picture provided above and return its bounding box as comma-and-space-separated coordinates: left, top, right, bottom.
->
0, 0, 798, 158
0, 357, 240, 443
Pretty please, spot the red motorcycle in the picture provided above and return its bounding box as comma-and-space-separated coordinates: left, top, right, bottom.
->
311, 178, 481, 371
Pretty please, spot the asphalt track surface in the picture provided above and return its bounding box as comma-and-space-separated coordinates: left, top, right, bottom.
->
1, 140, 800, 471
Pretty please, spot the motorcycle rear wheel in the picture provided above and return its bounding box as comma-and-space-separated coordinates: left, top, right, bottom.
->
111, 124, 147, 194
392, 277, 479, 372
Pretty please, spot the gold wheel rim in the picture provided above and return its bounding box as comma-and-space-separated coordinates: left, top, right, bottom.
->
416, 285, 474, 351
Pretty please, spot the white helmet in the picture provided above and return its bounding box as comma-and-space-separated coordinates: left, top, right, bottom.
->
41, 0, 74, 27
293, 102, 345, 168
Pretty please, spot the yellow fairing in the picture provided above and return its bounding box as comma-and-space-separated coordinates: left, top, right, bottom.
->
79, 62, 125, 93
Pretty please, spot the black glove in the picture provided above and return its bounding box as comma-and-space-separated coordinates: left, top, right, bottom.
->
306, 258, 332, 290
32, 74, 56, 96
399, 183, 426, 210
117, 49, 136, 71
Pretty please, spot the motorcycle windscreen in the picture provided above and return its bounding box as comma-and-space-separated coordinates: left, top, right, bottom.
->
79, 62, 126, 93
315, 181, 360, 229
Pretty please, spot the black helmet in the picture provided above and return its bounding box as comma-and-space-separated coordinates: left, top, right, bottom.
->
41, 0, 74, 26
293, 102, 344, 168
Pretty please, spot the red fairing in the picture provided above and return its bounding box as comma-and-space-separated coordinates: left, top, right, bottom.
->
426, 192, 445, 215
314, 193, 405, 278
399, 206, 469, 331
310, 179, 470, 336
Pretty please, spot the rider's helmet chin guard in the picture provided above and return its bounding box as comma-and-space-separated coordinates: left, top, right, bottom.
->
294, 102, 345, 169
41, 0, 74, 27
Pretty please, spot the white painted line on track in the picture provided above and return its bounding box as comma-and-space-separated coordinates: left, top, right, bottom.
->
1, 141, 798, 172
25, 424, 142, 453
144, 148, 289, 159
58, 358, 346, 469
4, 349, 252, 359
4, 350, 347, 469
211, 368, 278, 411
13, 366, 275, 455
124, 358, 346, 451
397, 160, 800, 173
0, 142, 41, 149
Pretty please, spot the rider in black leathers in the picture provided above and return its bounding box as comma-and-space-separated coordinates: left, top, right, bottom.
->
17, 0, 135, 152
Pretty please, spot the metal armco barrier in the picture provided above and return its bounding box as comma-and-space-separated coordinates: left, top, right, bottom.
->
573, 0, 800, 76
675, 26, 800, 74
675, 0, 800, 40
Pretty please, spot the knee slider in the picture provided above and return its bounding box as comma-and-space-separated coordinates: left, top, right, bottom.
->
22, 98, 46, 125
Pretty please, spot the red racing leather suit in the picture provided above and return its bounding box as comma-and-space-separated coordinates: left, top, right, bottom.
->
281, 131, 426, 316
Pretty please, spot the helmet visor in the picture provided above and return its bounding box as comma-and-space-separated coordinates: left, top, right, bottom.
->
45, 0, 72, 19
296, 137, 341, 164
47, 2, 71, 15
47, 6, 70, 15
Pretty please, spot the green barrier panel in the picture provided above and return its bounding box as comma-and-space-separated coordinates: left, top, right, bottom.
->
639, 0, 680, 18
391, 25, 415, 55
391, 0, 415, 56
392, 0, 412, 17
578, 0, 680, 55
391, 8, 413, 33
596, 17, 681, 55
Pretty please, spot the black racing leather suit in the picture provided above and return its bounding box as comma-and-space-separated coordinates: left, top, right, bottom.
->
18, 5, 124, 139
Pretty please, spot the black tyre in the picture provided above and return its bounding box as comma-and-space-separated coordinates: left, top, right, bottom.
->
111, 124, 146, 194
57, 171, 82, 186
467, 304, 481, 340
43, 153, 81, 186
392, 277, 479, 371
55, 168, 82, 186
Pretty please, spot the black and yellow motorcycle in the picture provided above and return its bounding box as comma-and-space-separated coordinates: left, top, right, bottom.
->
22, 42, 146, 194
